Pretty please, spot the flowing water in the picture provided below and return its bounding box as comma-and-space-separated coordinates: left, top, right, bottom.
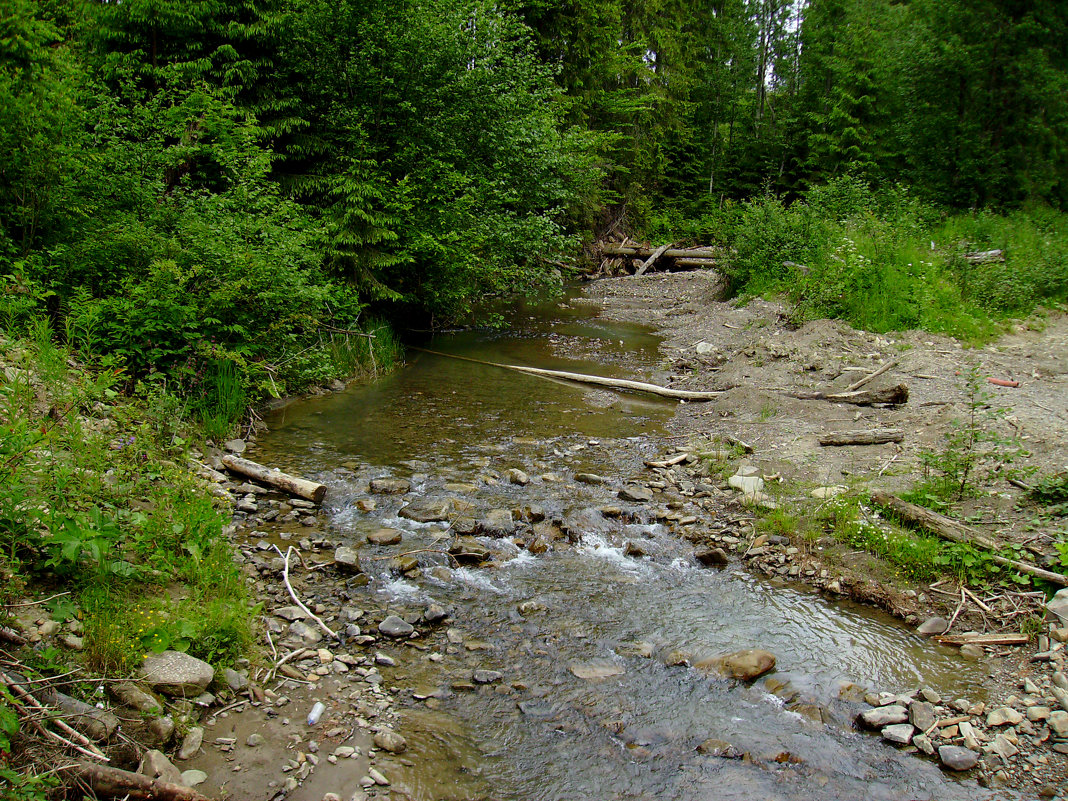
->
256, 295, 994, 800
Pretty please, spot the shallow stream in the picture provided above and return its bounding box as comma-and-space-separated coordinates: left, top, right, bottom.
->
255, 295, 993, 800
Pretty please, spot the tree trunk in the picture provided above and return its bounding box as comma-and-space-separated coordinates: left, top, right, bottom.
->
634, 242, 673, 276
220, 456, 327, 503
69, 761, 215, 801
819, 429, 904, 446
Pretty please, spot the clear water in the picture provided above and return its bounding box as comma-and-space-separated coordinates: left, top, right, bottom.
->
258, 294, 994, 800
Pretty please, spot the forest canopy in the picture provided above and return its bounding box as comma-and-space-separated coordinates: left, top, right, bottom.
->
2, 0, 1067, 404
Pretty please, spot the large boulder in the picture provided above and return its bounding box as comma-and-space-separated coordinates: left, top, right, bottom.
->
694, 649, 776, 681
140, 651, 214, 698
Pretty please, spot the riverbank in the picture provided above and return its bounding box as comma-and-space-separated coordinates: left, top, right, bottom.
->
583, 271, 1068, 793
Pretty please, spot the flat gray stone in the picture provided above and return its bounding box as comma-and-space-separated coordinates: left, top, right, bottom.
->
222, 668, 249, 692
618, 485, 654, 503
569, 660, 625, 680
473, 669, 503, 684
859, 705, 909, 728
939, 745, 979, 771
448, 537, 491, 565
181, 770, 208, 788
986, 707, 1023, 727
139, 750, 183, 784
909, 701, 937, 732
176, 726, 203, 760
917, 617, 948, 636
140, 651, 215, 698
223, 439, 246, 454
881, 723, 915, 745
378, 616, 414, 638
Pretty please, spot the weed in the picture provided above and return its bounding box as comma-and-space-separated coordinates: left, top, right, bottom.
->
913, 363, 1032, 502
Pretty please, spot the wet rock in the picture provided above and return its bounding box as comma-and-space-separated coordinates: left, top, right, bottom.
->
141, 651, 214, 698
574, 473, 608, 485
624, 541, 649, 558
695, 649, 776, 681
618, 485, 653, 503
518, 700, 555, 718
507, 468, 530, 486
334, 547, 361, 573
176, 726, 204, 760
1046, 587, 1068, 626
368, 767, 389, 786
473, 670, 504, 684
909, 701, 936, 732
986, 707, 1023, 727
881, 723, 914, 745
423, 604, 450, 625
373, 729, 407, 754
569, 660, 625, 680
939, 745, 979, 771
223, 439, 247, 454
398, 497, 452, 523
378, 616, 414, 638
919, 687, 942, 704
562, 508, 613, 538
917, 617, 948, 636
694, 547, 728, 567
518, 504, 546, 523
367, 528, 403, 546
859, 705, 909, 728
449, 537, 491, 565
369, 477, 410, 495
139, 750, 183, 784
696, 738, 741, 758
478, 509, 516, 538
959, 644, 984, 660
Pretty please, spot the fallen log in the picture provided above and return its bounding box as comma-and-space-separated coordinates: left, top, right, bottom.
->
871, 490, 1068, 586
600, 245, 721, 259
819, 429, 904, 446
220, 456, 327, 504
408, 347, 723, 401
791, 384, 909, 406
935, 633, 1028, 647
672, 258, 722, 269
964, 249, 1004, 264
67, 761, 215, 801
634, 242, 673, 276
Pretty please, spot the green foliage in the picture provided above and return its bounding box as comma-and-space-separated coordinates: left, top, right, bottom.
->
721, 178, 1068, 339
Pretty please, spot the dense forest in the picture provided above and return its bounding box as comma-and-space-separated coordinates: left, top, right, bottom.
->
2, 0, 1068, 412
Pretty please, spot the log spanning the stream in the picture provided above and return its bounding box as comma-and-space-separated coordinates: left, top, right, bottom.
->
221, 455, 328, 503
600, 245, 722, 259
408, 347, 722, 401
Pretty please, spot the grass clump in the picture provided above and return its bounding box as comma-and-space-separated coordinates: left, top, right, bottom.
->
0, 323, 253, 677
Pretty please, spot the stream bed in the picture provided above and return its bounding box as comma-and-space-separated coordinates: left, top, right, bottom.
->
245, 295, 996, 800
